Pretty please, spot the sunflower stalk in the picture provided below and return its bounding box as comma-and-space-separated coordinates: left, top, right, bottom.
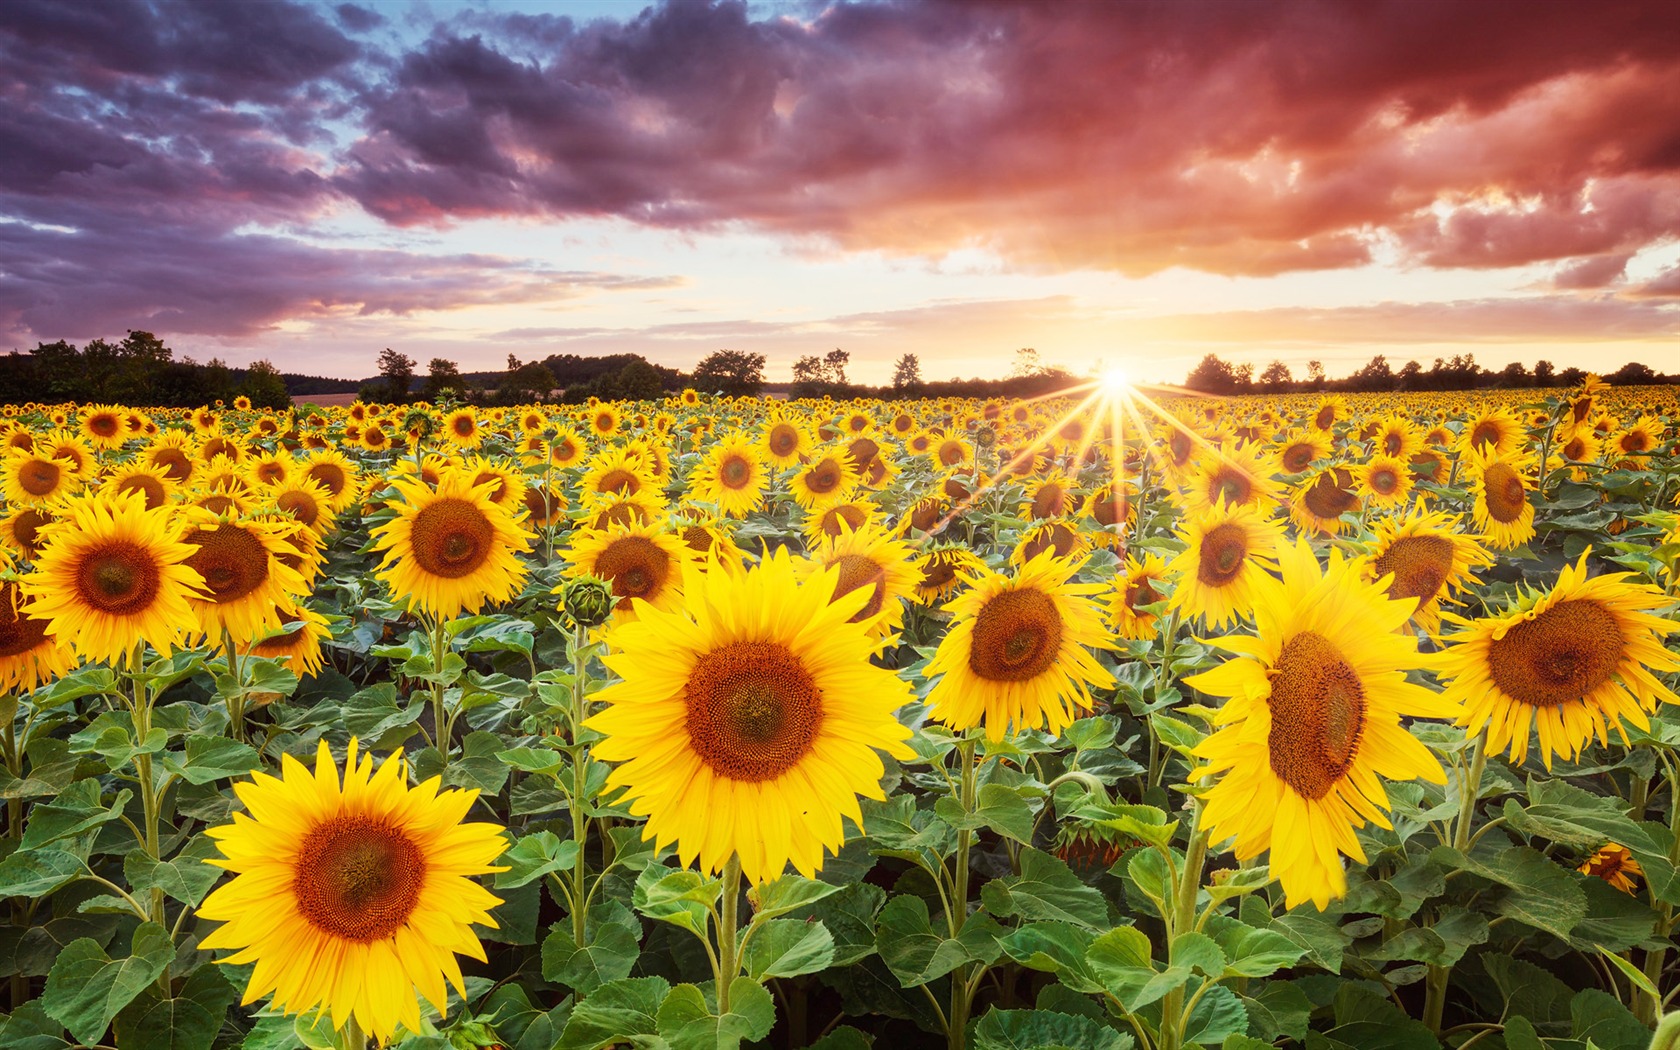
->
947, 734, 979, 1050
123, 642, 167, 928
1157, 800, 1210, 1050
1423, 730, 1491, 1033
336, 1014, 366, 1050
569, 620, 592, 947
717, 853, 742, 1016
428, 614, 455, 766
221, 626, 246, 744
1635, 748, 1680, 1025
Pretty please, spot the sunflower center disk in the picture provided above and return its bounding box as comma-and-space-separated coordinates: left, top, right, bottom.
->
832, 554, 887, 622
1197, 524, 1250, 587
278, 490, 320, 527
152, 449, 191, 480
1488, 599, 1624, 707
1265, 632, 1367, 800
1210, 469, 1252, 507
1483, 463, 1528, 523
20, 460, 60, 496
719, 456, 752, 489
293, 817, 426, 942
410, 498, 495, 579
968, 588, 1064, 682
117, 475, 167, 509
1126, 576, 1160, 609
769, 426, 797, 456
1374, 535, 1454, 607
685, 641, 823, 781
186, 525, 271, 603
595, 537, 669, 604
77, 541, 162, 615
307, 463, 346, 495
0, 582, 49, 657
808, 463, 840, 493
1469, 422, 1502, 450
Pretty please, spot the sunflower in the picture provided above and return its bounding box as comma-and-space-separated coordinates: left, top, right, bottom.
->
899, 494, 950, 537
1288, 467, 1360, 537
789, 450, 859, 511
933, 435, 973, 469
443, 408, 482, 449
1356, 454, 1412, 509
588, 404, 622, 439
0, 506, 52, 561
20, 490, 205, 664
1371, 414, 1424, 462
1361, 509, 1492, 637
1181, 443, 1280, 518
79, 403, 129, 449
371, 469, 534, 621
1309, 395, 1347, 432
1167, 503, 1284, 630
100, 463, 175, 511
1437, 551, 1680, 769
585, 548, 915, 883
461, 457, 525, 512
690, 432, 770, 518
580, 446, 657, 504
242, 601, 332, 678
667, 515, 746, 573
577, 491, 665, 531
300, 449, 361, 513
795, 523, 919, 641
1021, 473, 1077, 521
359, 420, 393, 453
1465, 446, 1536, 550
1009, 521, 1090, 568
198, 739, 506, 1043
1188, 540, 1454, 910
544, 426, 588, 469
179, 510, 309, 645
1273, 429, 1332, 475
269, 478, 337, 537
760, 417, 812, 468
243, 450, 295, 490
520, 483, 568, 528
1458, 405, 1524, 458
1580, 844, 1643, 894
924, 550, 1115, 742
3, 449, 77, 506
141, 430, 198, 485
1108, 552, 1170, 641
912, 544, 984, 604
0, 574, 77, 693
563, 521, 689, 622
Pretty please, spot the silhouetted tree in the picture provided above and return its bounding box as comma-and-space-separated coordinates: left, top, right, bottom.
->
1184, 354, 1238, 395
1259, 360, 1291, 393
423, 358, 465, 401
1306, 360, 1326, 391
240, 360, 291, 410
1608, 361, 1658, 386
692, 350, 766, 397
1497, 361, 1531, 387
892, 353, 923, 392
1534, 360, 1556, 386
377, 348, 416, 404
1396, 360, 1424, 390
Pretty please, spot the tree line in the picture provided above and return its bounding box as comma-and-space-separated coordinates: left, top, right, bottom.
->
0, 333, 291, 408
1182, 353, 1676, 395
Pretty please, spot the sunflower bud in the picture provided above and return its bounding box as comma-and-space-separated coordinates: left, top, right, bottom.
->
562, 575, 615, 627
974, 425, 997, 449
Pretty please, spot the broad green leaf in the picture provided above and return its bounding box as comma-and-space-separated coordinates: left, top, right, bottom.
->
541, 902, 641, 994
498, 746, 566, 777
935, 783, 1036, 844
0, 1000, 70, 1050
124, 836, 223, 906
1209, 919, 1305, 978
494, 832, 580, 890
751, 873, 841, 921
159, 737, 261, 786
1570, 988, 1648, 1050
633, 864, 721, 937
1431, 844, 1586, 941
1241, 980, 1312, 1043
875, 894, 1004, 988
42, 922, 174, 1045
740, 918, 834, 980
1183, 984, 1250, 1047
998, 922, 1102, 995
970, 1007, 1132, 1050
112, 967, 236, 1050
0, 849, 86, 898
655, 978, 776, 1050
21, 779, 133, 850
981, 848, 1109, 929
557, 976, 669, 1050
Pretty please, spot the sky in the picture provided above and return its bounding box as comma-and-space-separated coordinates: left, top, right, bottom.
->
2, 0, 1679, 386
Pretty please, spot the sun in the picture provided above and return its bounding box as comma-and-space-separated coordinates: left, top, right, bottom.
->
1100, 366, 1131, 392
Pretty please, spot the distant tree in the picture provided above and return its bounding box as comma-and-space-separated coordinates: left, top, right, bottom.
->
1607, 361, 1658, 386
1557, 366, 1587, 387
1011, 348, 1045, 378
1533, 360, 1556, 386
1348, 354, 1395, 392
1184, 354, 1238, 395
499, 361, 557, 404
203, 358, 235, 404
115, 330, 173, 402
377, 348, 416, 404
1306, 360, 1326, 391
1496, 361, 1531, 387
792, 356, 825, 385
692, 350, 766, 397
1233, 362, 1254, 393
1258, 360, 1291, 393
1396, 360, 1423, 390
892, 353, 923, 392
422, 357, 465, 401
240, 360, 292, 410
823, 348, 850, 386
575, 358, 665, 402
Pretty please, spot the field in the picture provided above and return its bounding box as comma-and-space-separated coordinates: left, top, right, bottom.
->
0, 378, 1678, 1050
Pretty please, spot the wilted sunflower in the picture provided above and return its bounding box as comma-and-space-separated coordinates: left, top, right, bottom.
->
924, 550, 1115, 742
690, 432, 770, 518
199, 739, 506, 1043
0, 574, 77, 693
1167, 503, 1284, 630
1188, 540, 1454, 910
586, 549, 915, 883
564, 521, 688, 622
1108, 552, 1169, 641
1465, 446, 1536, 550
795, 523, 919, 641
912, 544, 984, 604
21, 490, 205, 664
1437, 551, 1680, 769
372, 469, 534, 621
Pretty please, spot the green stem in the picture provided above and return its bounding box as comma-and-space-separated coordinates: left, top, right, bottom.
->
948, 736, 978, 1050
570, 622, 590, 947
1158, 802, 1210, 1050
1425, 732, 1490, 1033
125, 648, 165, 927
429, 615, 450, 765
718, 854, 742, 1015
221, 628, 245, 744
336, 1013, 366, 1050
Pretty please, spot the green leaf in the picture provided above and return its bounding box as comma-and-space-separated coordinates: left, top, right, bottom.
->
494, 832, 580, 890
0, 1000, 70, 1050
875, 894, 1004, 987
42, 922, 174, 1045
1312, 984, 1441, 1050
541, 902, 641, 994
112, 966, 236, 1050
970, 1007, 1132, 1050
124, 836, 223, 907
1150, 713, 1201, 756
1210, 919, 1305, 978
1360, 907, 1487, 968
159, 737, 261, 786
1241, 981, 1312, 1043
1265, 907, 1346, 974
740, 918, 834, 980
1595, 946, 1658, 1000
0, 849, 86, 898
497, 746, 566, 778
981, 848, 1109, 929
557, 976, 669, 1050
935, 784, 1036, 844
1183, 984, 1250, 1047
1570, 988, 1648, 1050
998, 923, 1102, 995
789, 882, 884, 967
807, 1027, 874, 1050
751, 874, 841, 921
633, 864, 721, 938
1431, 844, 1586, 941
341, 683, 424, 744
21, 779, 134, 850
655, 978, 776, 1050
1570, 873, 1660, 952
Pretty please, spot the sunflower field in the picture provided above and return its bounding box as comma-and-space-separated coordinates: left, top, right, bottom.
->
2, 377, 1680, 1050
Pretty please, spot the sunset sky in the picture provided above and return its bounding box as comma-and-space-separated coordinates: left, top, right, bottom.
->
3, 0, 1678, 385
